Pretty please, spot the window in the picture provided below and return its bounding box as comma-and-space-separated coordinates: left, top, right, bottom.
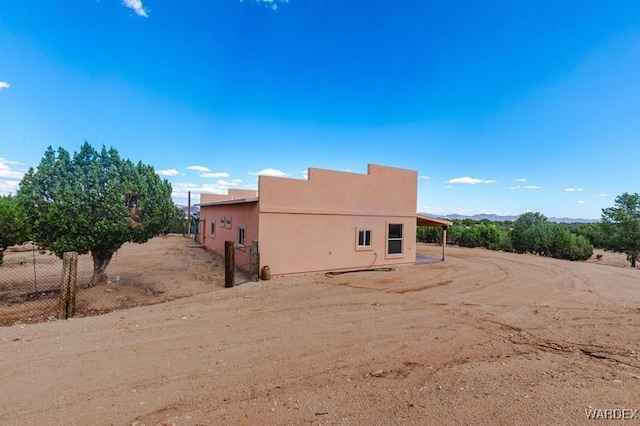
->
210, 222, 215, 237
356, 228, 372, 250
387, 223, 403, 255
237, 227, 246, 247
226, 217, 232, 229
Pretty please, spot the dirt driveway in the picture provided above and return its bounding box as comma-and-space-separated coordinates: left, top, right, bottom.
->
1, 244, 639, 425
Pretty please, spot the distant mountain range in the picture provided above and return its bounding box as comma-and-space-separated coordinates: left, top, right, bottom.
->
177, 204, 597, 223
420, 213, 599, 224
176, 204, 200, 214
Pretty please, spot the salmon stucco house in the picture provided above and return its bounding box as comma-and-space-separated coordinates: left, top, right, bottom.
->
198, 164, 450, 276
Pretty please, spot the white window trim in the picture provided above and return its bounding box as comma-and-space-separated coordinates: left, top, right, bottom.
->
355, 228, 373, 251
386, 222, 404, 258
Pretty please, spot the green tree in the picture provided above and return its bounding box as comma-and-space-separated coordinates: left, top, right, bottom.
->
566, 222, 607, 248
446, 223, 464, 245
416, 226, 442, 244
476, 221, 502, 250
0, 195, 30, 265
162, 205, 187, 235
510, 213, 592, 261
601, 192, 640, 268
458, 226, 481, 248
511, 212, 547, 254
547, 224, 593, 261
18, 143, 175, 285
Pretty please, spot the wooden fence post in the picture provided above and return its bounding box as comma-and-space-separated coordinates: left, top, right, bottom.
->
225, 241, 234, 288
250, 240, 260, 282
58, 251, 78, 319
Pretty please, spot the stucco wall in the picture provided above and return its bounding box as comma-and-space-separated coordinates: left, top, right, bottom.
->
259, 213, 416, 275
257, 164, 418, 275
199, 201, 259, 269
259, 164, 417, 216
199, 164, 418, 276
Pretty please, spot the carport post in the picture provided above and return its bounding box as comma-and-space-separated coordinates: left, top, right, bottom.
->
441, 226, 448, 261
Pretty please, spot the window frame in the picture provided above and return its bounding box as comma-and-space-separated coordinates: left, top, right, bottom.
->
210, 221, 215, 238
386, 222, 404, 257
237, 226, 246, 247
355, 228, 373, 251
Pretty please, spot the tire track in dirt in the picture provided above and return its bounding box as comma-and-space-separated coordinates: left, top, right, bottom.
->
4, 244, 640, 425
389, 280, 453, 294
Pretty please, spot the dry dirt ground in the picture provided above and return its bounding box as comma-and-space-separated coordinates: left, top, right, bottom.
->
0, 236, 224, 326
1, 243, 639, 425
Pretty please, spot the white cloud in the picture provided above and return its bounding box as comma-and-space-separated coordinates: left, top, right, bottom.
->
201, 172, 230, 179
514, 178, 526, 182
565, 187, 584, 192
0, 170, 24, 179
0, 157, 24, 195
187, 165, 210, 173
251, 168, 289, 177
123, 0, 148, 17
446, 176, 497, 185
597, 193, 608, 197
157, 169, 179, 177
0, 81, 9, 90
171, 182, 198, 197
0, 179, 20, 195
300, 170, 309, 180
217, 179, 241, 188
577, 200, 586, 204
0, 158, 24, 180
511, 184, 541, 190
170, 181, 256, 202
418, 175, 430, 180
0, 158, 22, 167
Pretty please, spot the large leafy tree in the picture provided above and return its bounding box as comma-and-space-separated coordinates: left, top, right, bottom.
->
511, 212, 548, 254
18, 142, 175, 285
0, 195, 30, 265
601, 192, 640, 268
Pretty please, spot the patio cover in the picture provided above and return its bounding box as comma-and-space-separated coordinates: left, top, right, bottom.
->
416, 214, 453, 261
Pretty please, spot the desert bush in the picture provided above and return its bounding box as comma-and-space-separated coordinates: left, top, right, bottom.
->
566, 222, 607, 248
417, 226, 442, 243
448, 220, 512, 252
446, 223, 464, 245
511, 213, 593, 261
0, 195, 30, 266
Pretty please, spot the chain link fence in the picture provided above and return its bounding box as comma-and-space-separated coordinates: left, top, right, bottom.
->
0, 235, 225, 327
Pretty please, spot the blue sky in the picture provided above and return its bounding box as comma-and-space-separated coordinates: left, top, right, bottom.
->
1, 1, 640, 219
